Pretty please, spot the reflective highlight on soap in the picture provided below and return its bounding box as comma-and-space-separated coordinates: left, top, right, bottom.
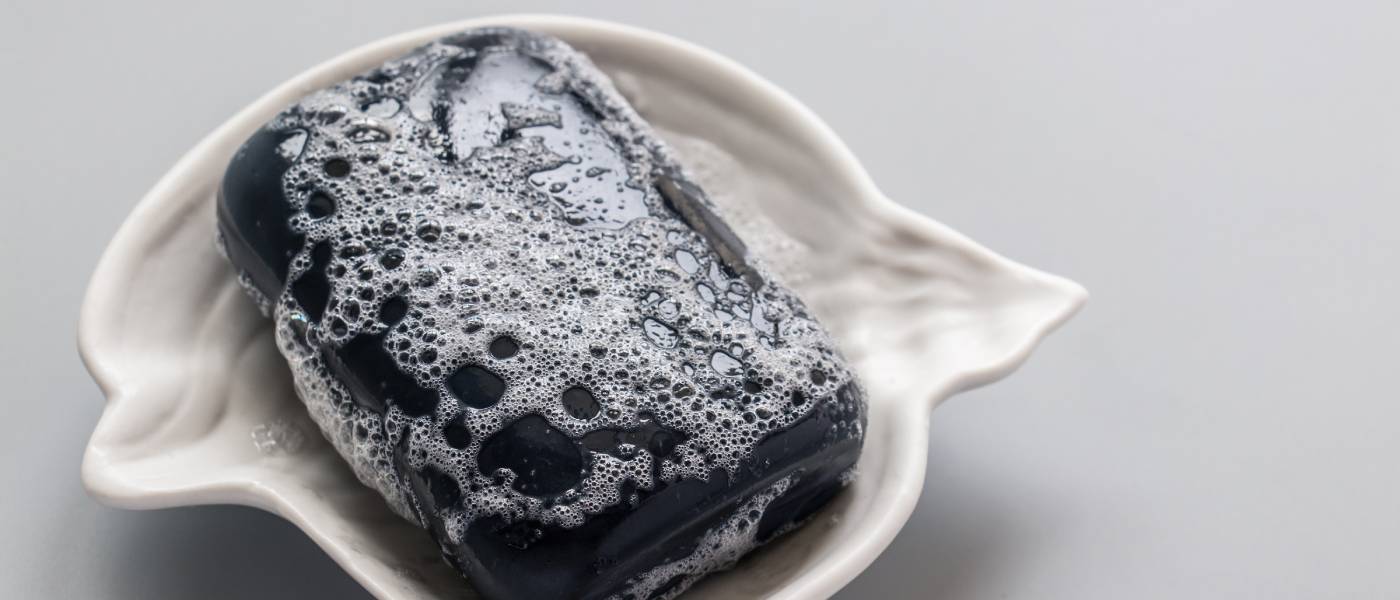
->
216, 27, 866, 600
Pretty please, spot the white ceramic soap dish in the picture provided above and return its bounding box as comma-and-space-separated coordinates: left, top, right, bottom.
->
79, 15, 1086, 599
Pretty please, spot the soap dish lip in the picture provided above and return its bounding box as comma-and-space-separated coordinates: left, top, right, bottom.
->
78, 14, 1087, 599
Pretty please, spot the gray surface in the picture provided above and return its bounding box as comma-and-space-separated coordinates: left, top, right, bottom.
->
3, 1, 1398, 598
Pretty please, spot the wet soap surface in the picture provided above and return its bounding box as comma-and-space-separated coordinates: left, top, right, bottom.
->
217, 27, 866, 600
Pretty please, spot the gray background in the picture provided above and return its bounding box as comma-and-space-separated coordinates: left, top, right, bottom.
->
3, 1, 1398, 598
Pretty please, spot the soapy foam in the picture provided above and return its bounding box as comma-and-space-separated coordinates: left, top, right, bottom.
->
612, 475, 794, 600
228, 27, 864, 595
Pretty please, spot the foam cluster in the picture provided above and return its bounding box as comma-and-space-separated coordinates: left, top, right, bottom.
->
220, 27, 865, 599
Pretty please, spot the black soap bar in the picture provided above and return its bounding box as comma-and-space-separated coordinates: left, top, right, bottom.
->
217, 27, 866, 600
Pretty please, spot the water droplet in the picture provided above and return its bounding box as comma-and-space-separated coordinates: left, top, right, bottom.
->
362, 97, 401, 118
657, 300, 679, 320
674, 249, 700, 274
710, 350, 744, 377
642, 318, 677, 348
347, 122, 392, 143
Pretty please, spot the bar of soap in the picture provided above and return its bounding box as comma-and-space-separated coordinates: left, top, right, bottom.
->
217, 27, 866, 600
